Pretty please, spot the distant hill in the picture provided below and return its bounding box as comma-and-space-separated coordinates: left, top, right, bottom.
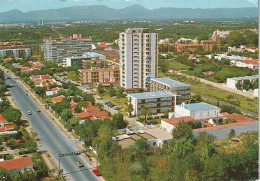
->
0, 5, 258, 23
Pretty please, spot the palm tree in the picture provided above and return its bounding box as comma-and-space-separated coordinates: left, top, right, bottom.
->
126, 103, 133, 117
140, 105, 151, 124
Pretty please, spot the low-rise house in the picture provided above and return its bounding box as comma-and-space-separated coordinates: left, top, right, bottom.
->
161, 116, 195, 133
236, 59, 259, 70
0, 114, 9, 126
203, 71, 214, 76
113, 128, 172, 149
226, 75, 258, 90
174, 102, 221, 120
46, 87, 60, 96
0, 157, 33, 173
127, 91, 177, 116
52, 95, 64, 103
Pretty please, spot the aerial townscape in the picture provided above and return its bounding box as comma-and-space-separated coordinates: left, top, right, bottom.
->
0, 0, 258, 181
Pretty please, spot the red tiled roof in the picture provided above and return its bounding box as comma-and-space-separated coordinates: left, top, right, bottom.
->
100, 50, 119, 58
98, 42, 107, 48
77, 112, 91, 119
30, 75, 41, 80
221, 112, 257, 123
0, 114, 8, 123
40, 75, 51, 80
51, 87, 59, 92
52, 95, 64, 103
70, 101, 77, 107
163, 116, 195, 127
243, 59, 259, 65
0, 127, 6, 132
203, 71, 214, 74
33, 79, 42, 83
85, 106, 100, 112
87, 101, 93, 107
5, 125, 14, 130
90, 111, 108, 117
0, 157, 33, 171
3, 58, 13, 61
100, 116, 111, 120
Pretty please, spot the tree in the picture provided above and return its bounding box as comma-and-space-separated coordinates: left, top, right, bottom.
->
97, 84, 105, 94
60, 109, 73, 122
116, 88, 125, 98
236, 81, 242, 90
169, 138, 194, 158
160, 60, 169, 73
33, 87, 47, 98
172, 121, 193, 140
2, 107, 21, 123
198, 33, 209, 43
52, 101, 70, 114
74, 104, 82, 113
242, 80, 251, 91
126, 103, 133, 117
111, 113, 127, 129
228, 129, 236, 139
0, 85, 7, 94
83, 94, 95, 105
140, 105, 151, 124
108, 87, 116, 97
227, 30, 246, 47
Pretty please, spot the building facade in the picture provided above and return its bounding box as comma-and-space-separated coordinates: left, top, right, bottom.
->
226, 75, 258, 90
174, 102, 221, 120
119, 28, 158, 90
79, 67, 120, 85
150, 77, 191, 103
127, 91, 177, 116
43, 34, 92, 62
62, 52, 106, 67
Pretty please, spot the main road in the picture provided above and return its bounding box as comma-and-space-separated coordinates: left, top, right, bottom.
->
3, 70, 99, 181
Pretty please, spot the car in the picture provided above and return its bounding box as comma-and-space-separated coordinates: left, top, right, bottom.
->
36, 109, 41, 112
6, 77, 10, 79
27, 111, 32, 115
76, 161, 84, 167
92, 169, 101, 176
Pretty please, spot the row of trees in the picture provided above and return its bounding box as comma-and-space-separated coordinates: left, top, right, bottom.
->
236, 79, 258, 91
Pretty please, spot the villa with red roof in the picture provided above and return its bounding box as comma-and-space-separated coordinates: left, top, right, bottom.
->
0, 114, 8, 125
0, 157, 33, 173
52, 95, 64, 103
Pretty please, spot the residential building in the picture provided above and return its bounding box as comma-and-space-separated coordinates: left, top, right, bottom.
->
201, 32, 221, 51
226, 75, 258, 90
174, 102, 221, 120
0, 157, 33, 173
0, 43, 36, 57
236, 59, 259, 70
150, 77, 191, 104
52, 95, 64, 103
119, 28, 158, 90
46, 87, 60, 96
161, 116, 195, 133
214, 30, 230, 38
253, 88, 259, 98
43, 34, 92, 62
113, 128, 172, 149
127, 91, 177, 116
173, 43, 203, 52
62, 52, 106, 67
78, 66, 120, 86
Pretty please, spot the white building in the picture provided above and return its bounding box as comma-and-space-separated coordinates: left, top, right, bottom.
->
253, 88, 259, 98
43, 34, 92, 62
119, 28, 158, 90
127, 91, 177, 116
161, 116, 195, 134
62, 52, 106, 67
0, 48, 31, 57
174, 102, 221, 120
226, 75, 258, 90
150, 77, 191, 103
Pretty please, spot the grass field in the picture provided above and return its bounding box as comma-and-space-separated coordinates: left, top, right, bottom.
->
164, 72, 258, 113
165, 59, 190, 70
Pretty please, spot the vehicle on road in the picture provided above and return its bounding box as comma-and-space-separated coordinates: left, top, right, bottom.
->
76, 161, 84, 167
27, 111, 32, 115
36, 109, 41, 112
113, 106, 121, 110
92, 169, 101, 176
6, 77, 11, 79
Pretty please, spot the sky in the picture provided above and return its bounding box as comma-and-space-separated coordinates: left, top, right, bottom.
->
0, 0, 258, 13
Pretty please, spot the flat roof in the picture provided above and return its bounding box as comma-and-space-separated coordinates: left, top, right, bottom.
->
151, 77, 190, 88
144, 128, 173, 141
128, 91, 177, 99
176, 102, 219, 111
227, 75, 258, 81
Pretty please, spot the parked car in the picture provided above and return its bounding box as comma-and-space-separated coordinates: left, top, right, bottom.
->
36, 109, 41, 112
27, 111, 32, 115
92, 169, 101, 176
76, 161, 84, 167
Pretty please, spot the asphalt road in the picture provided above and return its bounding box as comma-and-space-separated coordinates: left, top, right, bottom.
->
4, 71, 98, 181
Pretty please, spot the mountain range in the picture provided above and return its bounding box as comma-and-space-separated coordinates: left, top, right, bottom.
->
0, 5, 258, 23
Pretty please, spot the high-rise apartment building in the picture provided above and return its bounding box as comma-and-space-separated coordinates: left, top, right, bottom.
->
119, 28, 158, 90
43, 34, 92, 62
